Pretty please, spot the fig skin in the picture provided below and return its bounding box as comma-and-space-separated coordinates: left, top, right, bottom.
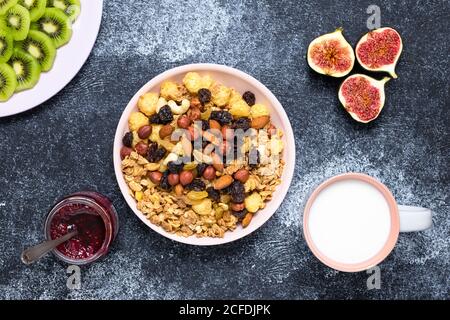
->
307, 28, 355, 78
355, 27, 403, 79
338, 74, 390, 123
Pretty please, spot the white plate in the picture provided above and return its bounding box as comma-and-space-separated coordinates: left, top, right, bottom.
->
0, 0, 103, 117
114, 64, 296, 246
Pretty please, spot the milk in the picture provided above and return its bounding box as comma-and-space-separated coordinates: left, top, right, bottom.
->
308, 179, 391, 264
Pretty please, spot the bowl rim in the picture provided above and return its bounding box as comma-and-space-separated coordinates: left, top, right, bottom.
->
113, 63, 295, 246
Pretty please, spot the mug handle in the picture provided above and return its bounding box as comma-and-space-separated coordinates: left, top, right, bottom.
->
398, 205, 432, 232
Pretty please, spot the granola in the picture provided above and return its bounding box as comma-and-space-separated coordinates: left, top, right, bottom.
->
120, 72, 284, 238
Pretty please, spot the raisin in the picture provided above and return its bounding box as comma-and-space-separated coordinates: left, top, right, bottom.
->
210, 111, 232, 126
232, 209, 248, 221
231, 118, 251, 131
198, 88, 212, 105
197, 163, 208, 176
168, 161, 184, 174
150, 114, 162, 124
158, 105, 174, 124
206, 187, 220, 202
185, 178, 206, 191
122, 132, 133, 147
201, 119, 210, 131
159, 171, 171, 190
242, 91, 256, 106
230, 181, 245, 203
148, 146, 166, 163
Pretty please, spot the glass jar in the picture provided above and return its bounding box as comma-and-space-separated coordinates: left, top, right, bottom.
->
44, 191, 119, 265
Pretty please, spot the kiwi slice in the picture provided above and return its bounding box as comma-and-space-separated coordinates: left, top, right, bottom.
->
19, 0, 47, 22
31, 8, 72, 48
18, 30, 56, 72
0, 4, 30, 41
0, 0, 18, 15
0, 63, 17, 101
0, 28, 13, 63
8, 47, 41, 92
47, 0, 80, 22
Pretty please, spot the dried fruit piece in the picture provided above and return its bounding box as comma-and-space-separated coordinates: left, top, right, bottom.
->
356, 27, 403, 79
122, 132, 133, 147
251, 116, 270, 129
241, 212, 253, 228
198, 88, 212, 105
187, 190, 208, 201
242, 91, 255, 106
245, 192, 263, 213
206, 187, 220, 202
210, 110, 232, 126
307, 28, 355, 77
192, 198, 212, 216
338, 74, 390, 123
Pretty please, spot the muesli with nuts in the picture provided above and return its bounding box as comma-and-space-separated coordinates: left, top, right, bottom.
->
120, 72, 284, 238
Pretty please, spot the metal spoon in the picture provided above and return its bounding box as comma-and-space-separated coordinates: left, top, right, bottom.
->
21, 225, 78, 265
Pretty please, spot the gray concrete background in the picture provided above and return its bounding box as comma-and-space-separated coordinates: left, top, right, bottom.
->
0, 0, 448, 299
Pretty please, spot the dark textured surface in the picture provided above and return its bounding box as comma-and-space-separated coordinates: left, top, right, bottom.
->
0, 0, 449, 299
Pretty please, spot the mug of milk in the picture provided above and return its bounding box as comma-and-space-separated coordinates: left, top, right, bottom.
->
303, 173, 432, 272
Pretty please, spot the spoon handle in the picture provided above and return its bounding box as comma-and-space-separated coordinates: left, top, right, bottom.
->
21, 230, 78, 265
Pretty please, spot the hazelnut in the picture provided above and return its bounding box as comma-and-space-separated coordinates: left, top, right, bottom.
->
135, 141, 149, 156
137, 125, 152, 139
179, 170, 194, 186
177, 115, 191, 129
234, 169, 250, 183
202, 166, 216, 181
149, 171, 163, 185
120, 146, 132, 159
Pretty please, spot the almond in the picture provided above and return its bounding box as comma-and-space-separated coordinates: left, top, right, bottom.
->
209, 119, 221, 130
213, 175, 234, 190
242, 212, 253, 228
251, 116, 270, 129
159, 124, 174, 139
211, 152, 223, 172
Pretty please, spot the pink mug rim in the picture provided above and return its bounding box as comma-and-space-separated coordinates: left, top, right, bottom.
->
303, 173, 400, 272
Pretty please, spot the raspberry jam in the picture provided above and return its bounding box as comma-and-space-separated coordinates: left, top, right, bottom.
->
44, 192, 118, 265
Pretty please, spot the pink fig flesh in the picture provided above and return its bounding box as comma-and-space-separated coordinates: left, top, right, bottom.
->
338, 74, 389, 123
307, 28, 355, 77
356, 27, 403, 78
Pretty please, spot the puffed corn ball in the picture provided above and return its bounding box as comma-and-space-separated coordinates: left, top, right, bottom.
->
244, 192, 263, 213
228, 89, 243, 106
138, 92, 159, 116
192, 198, 213, 216
183, 72, 213, 93
211, 83, 231, 107
250, 103, 270, 118
160, 81, 183, 101
128, 112, 149, 131
229, 99, 251, 117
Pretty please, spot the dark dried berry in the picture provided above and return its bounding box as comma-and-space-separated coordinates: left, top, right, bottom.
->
231, 118, 251, 131
198, 88, 212, 105
148, 146, 166, 163
230, 181, 245, 203
201, 119, 210, 131
185, 178, 206, 191
168, 161, 184, 174
159, 171, 171, 190
206, 187, 220, 202
232, 209, 248, 221
150, 114, 162, 124
242, 91, 256, 106
210, 111, 233, 126
197, 163, 208, 176
122, 132, 133, 147
158, 105, 174, 124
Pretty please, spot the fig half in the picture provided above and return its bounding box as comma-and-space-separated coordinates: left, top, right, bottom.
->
356, 27, 403, 78
338, 74, 390, 123
307, 28, 355, 77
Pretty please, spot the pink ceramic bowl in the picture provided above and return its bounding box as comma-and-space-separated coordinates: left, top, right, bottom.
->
113, 64, 295, 245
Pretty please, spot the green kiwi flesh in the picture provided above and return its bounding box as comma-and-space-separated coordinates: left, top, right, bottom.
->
18, 30, 56, 72
0, 28, 13, 63
48, 0, 80, 22
19, 0, 47, 22
9, 47, 41, 91
31, 7, 72, 48
0, 4, 31, 41
0, 62, 17, 101
0, 0, 18, 15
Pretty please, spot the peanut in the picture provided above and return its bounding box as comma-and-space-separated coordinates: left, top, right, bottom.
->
233, 169, 250, 183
